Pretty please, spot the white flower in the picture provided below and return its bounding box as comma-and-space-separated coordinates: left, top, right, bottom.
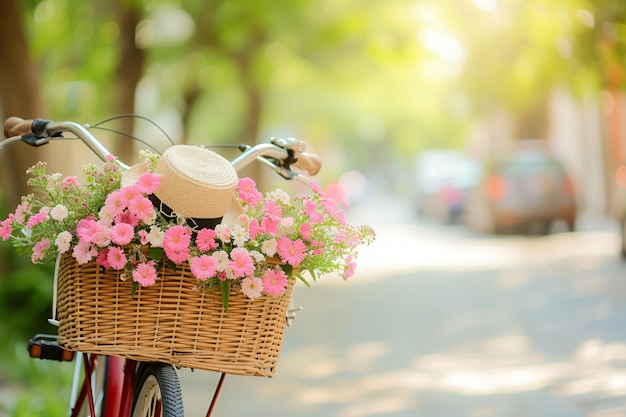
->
266, 189, 290, 204
261, 238, 277, 258
232, 224, 248, 247
147, 225, 164, 247
212, 250, 230, 272
55, 231, 72, 253
98, 206, 115, 226
50, 204, 68, 221
250, 250, 264, 263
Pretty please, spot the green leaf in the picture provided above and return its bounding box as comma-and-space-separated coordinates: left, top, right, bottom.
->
296, 274, 311, 288
149, 247, 164, 262
281, 263, 293, 277
167, 259, 177, 271
131, 281, 139, 297
220, 280, 231, 313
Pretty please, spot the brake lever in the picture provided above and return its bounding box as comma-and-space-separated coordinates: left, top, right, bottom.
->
270, 137, 306, 152
21, 133, 51, 147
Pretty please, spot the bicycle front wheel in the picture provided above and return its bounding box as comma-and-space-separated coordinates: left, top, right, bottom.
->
131, 362, 184, 417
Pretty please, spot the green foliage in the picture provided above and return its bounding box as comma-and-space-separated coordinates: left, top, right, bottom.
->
0, 242, 71, 416
0, 185, 55, 343
0, 334, 73, 417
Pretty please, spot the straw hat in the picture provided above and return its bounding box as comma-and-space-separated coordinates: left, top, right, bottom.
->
122, 145, 238, 227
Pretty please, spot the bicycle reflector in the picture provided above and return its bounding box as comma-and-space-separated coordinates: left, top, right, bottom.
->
28, 334, 75, 362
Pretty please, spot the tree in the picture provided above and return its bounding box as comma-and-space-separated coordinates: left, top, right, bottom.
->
0, 0, 48, 208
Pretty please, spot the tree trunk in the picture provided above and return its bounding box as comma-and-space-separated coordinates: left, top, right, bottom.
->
113, 0, 145, 163
0, 0, 48, 209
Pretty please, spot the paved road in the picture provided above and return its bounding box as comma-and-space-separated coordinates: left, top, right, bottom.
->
178, 198, 626, 417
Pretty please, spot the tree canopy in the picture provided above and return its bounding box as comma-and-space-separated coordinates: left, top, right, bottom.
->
2, 0, 626, 179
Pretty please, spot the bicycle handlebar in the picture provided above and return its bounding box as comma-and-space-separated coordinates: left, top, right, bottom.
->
2, 116, 321, 178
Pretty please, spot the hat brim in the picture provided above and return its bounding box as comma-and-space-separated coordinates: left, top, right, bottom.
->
120, 163, 149, 188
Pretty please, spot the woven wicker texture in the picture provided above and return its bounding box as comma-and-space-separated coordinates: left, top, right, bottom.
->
56, 254, 294, 377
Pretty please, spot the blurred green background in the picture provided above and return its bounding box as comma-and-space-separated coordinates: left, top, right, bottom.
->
1, 0, 626, 415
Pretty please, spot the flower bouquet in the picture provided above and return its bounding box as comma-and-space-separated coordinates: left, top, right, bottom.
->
0, 146, 375, 375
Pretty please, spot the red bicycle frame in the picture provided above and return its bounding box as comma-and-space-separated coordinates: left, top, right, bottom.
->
69, 355, 137, 417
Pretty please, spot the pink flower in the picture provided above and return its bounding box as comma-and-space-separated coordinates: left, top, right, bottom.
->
31, 238, 50, 263
138, 229, 149, 245
127, 195, 155, 222
165, 246, 190, 264
109, 223, 134, 245
322, 197, 346, 225
277, 237, 306, 266
76, 219, 101, 243
104, 190, 127, 216
264, 199, 282, 222
262, 269, 288, 295
241, 276, 263, 299
77, 219, 109, 246
114, 210, 139, 227
26, 207, 50, 228
262, 217, 278, 236
310, 181, 324, 195
0, 218, 12, 240
343, 255, 356, 280
325, 183, 350, 212
215, 224, 231, 241
236, 178, 263, 207
196, 228, 218, 251
14, 203, 29, 223
304, 199, 323, 224
96, 248, 111, 268
107, 246, 127, 270
300, 223, 312, 240
60, 176, 79, 189
190, 255, 218, 281
133, 261, 158, 287
163, 225, 192, 252
311, 240, 324, 256
248, 219, 263, 240
228, 247, 255, 278
119, 186, 141, 205
73, 240, 97, 265
238, 214, 250, 225
133, 172, 160, 194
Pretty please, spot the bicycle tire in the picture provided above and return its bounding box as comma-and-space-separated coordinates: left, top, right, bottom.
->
131, 362, 184, 417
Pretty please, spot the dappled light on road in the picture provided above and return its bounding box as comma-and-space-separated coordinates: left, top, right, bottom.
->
179, 199, 626, 416
244, 337, 626, 417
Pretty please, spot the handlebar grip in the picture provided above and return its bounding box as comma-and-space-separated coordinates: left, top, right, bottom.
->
4, 117, 35, 138
293, 152, 322, 176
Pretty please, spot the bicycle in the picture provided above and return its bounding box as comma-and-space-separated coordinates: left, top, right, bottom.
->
1, 115, 323, 417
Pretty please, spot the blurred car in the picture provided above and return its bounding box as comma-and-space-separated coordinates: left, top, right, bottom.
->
464, 144, 576, 235
413, 150, 482, 223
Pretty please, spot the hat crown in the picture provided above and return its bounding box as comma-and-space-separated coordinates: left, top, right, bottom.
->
143, 145, 238, 220
164, 145, 237, 191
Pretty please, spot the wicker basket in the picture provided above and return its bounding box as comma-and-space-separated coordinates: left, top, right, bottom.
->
56, 253, 295, 377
